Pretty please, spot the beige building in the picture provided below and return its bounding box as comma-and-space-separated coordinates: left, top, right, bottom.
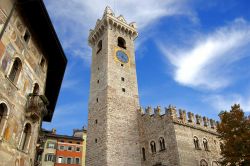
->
0, 0, 67, 165
86, 7, 221, 166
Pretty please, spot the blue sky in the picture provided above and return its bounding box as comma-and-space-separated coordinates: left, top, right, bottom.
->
42, 0, 250, 135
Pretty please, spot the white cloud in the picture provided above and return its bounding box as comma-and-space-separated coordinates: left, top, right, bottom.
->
159, 18, 250, 90
204, 94, 250, 112
44, 0, 194, 64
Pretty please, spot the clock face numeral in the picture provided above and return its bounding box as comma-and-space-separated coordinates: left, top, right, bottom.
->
116, 50, 129, 63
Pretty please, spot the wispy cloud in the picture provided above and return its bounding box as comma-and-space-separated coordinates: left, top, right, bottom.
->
44, 0, 194, 64
203, 94, 250, 112
159, 18, 250, 90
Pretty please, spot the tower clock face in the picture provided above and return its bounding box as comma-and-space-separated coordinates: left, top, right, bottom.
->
116, 50, 129, 63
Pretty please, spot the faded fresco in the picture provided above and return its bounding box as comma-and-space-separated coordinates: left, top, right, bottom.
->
1, 43, 15, 73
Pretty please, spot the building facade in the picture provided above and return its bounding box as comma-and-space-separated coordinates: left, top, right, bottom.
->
38, 129, 86, 166
0, 0, 67, 165
86, 7, 221, 166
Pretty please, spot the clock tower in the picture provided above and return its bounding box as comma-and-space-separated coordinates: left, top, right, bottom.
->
86, 6, 141, 166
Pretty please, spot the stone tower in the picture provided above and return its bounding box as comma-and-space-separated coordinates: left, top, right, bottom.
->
86, 6, 140, 166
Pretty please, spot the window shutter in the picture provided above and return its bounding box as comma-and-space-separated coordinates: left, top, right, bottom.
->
72, 158, 75, 164
44, 154, 47, 161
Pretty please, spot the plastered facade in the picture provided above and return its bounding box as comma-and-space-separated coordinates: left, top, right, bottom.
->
0, 2, 48, 166
87, 7, 221, 166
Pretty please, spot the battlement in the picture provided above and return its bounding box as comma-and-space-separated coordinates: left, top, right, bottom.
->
88, 6, 138, 46
138, 105, 219, 130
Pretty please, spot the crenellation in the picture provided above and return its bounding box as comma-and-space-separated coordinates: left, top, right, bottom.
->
166, 105, 177, 119
178, 109, 187, 123
187, 112, 195, 123
154, 106, 161, 116
203, 117, 209, 127
210, 119, 216, 129
145, 106, 153, 115
195, 114, 202, 125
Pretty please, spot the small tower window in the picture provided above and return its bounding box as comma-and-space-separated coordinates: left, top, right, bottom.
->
142, 147, 146, 161
150, 141, 156, 153
121, 77, 125, 81
9, 58, 22, 84
95, 138, 97, 143
97, 40, 102, 53
122, 88, 125, 92
97, 80, 99, 84
203, 138, 209, 151
23, 30, 31, 44
95, 119, 98, 124
118, 37, 126, 49
96, 98, 99, 103
121, 64, 124, 67
159, 137, 166, 151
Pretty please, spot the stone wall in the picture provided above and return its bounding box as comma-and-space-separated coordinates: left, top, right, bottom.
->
0, 2, 48, 165
138, 106, 221, 166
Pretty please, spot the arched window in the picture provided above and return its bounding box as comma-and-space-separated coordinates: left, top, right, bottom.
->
200, 159, 208, 166
150, 141, 156, 153
159, 137, 166, 150
117, 37, 126, 49
193, 136, 200, 149
203, 138, 209, 151
0, 103, 8, 137
33, 83, 39, 95
97, 40, 102, 53
20, 123, 31, 151
142, 147, 146, 161
9, 58, 22, 83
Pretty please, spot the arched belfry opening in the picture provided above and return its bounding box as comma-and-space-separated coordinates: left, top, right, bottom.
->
117, 37, 126, 49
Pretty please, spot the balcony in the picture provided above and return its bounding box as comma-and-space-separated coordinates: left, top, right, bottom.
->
26, 93, 49, 122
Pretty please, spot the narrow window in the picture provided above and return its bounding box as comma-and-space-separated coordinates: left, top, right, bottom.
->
9, 58, 22, 83
40, 57, 45, 70
122, 88, 125, 92
75, 158, 80, 164
98, 67, 100, 70
118, 37, 126, 49
142, 147, 146, 161
59, 145, 64, 150
95, 138, 97, 143
203, 138, 209, 151
150, 141, 156, 153
96, 98, 98, 103
0, 103, 7, 135
121, 77, 125, 81
33, 83, 39, 95
97, 80, 99, 84
193, 136, 200, 150
47, 142, 55, 149
20, 123, 31, 151
121, 64, 124, 67
159, 137, 166, 151
23, 30, 31, 44
67, 158, 72, 164
97, 40, 102, 53
95, 119, 98, 124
